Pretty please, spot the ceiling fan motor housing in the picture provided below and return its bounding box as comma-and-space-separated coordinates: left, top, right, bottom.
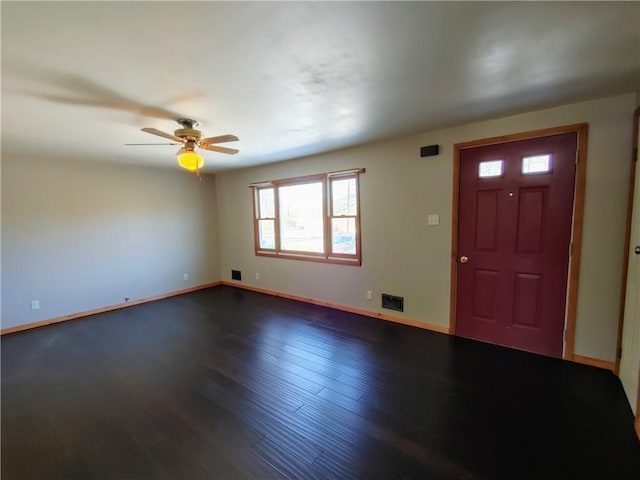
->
175, 118, 202, 141
174, 127, 202, 140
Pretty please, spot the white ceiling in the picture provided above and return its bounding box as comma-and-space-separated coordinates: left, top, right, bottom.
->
2, 1, 639, 172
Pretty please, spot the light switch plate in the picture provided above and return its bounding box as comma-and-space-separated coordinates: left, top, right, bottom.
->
427, 214, 440, 226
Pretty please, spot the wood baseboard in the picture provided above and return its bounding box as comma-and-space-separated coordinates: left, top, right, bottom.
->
221, 281, 450, 335
3, 280, 616, 377
572, 354, 616, 372
0, 282, 222, 336
225, 282, 621, 371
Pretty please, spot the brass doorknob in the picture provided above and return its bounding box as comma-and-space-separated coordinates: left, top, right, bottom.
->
460, 256, 469, 263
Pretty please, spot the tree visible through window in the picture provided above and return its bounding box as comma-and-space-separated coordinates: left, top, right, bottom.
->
252, 169, 362, 265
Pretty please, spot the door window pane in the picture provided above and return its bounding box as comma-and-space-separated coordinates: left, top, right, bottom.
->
522, 155, 551, 174
478, 160, 504, 178
279, 182, 324, 253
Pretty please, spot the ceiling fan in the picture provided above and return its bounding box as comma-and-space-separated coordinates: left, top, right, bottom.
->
126, 118, 239, 171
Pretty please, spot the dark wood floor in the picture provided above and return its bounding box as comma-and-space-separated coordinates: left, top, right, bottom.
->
2, 285, 639, 479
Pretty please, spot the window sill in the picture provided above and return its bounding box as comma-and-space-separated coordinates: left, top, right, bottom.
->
255, 250, 361, 266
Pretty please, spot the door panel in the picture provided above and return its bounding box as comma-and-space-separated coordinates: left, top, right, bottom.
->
513, 273, 540, 327
456, 133, 578, 358
473, 269, 498, 321
517, 188, 546, 253
476, 191, 499, 250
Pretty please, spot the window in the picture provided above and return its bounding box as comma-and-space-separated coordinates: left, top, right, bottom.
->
478, 160, 504, 178
522, 154, 551, 174
251, 169, 363, 265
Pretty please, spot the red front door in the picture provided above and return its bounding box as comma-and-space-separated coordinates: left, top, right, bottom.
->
455, 133, 578, 358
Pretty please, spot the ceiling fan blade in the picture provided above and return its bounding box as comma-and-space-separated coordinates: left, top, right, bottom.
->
141, 128, 185, 143
32, 93, 184, 120
10, 62, 187, 121
200, 144, 239, 155
125, 143, 179, 146
175, 147, 186, 157
200, 134, 239, 145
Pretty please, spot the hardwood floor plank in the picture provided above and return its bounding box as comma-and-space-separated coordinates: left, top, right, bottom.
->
294, 398, 479, 480
251, 436, 326, 480
199, 372, 326, 465
146, 438, 214, 479
2, 285, 639, 480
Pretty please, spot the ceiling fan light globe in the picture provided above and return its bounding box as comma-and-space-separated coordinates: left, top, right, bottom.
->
178, 151, 204, 171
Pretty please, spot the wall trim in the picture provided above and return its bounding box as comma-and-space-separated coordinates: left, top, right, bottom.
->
3, 280, 616, 374
222, 283, 622, 371
573, 354, 616, 372
0, 282, 223, 335
221, 281, 451, 335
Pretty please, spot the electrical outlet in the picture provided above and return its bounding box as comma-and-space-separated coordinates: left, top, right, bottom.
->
427, 214, 440, 226
183, 273, 189, 281
366, 290, 373, 301
255, 273, 260, 280
30, 300, 40, 310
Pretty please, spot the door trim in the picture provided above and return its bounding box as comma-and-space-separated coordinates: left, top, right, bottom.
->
615, 106, 639, 375
450, 123, 589, 360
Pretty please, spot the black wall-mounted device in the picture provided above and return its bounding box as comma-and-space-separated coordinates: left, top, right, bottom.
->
381, 293, 404, 312
420, 145, 440, 157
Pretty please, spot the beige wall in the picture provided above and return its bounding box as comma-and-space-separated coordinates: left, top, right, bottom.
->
1, 157, 221, 329
216, 93, 636, 362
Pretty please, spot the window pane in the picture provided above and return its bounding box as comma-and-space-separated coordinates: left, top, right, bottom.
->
332, 178, 357, 216
478, 160, 503, 178
331, 218, 356, 254
258, 219, 275, 249
522, 154, 551, 174
259, 188, 275, 218
279, 182, 324, 253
